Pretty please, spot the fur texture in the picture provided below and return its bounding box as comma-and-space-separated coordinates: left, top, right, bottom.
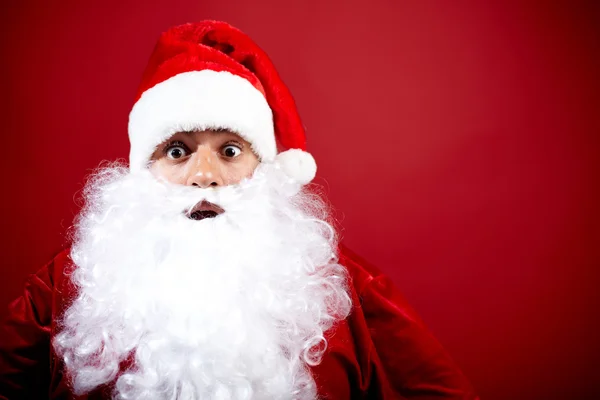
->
275, 149, 317, 185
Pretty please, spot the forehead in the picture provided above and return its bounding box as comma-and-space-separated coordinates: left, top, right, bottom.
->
166, 129, 249, 143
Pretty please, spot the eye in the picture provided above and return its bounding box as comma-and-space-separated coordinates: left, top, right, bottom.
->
165, 142, 189, 160
222, 144, 242, 158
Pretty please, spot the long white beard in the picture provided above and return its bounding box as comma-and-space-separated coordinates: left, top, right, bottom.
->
53, 162, 352, 400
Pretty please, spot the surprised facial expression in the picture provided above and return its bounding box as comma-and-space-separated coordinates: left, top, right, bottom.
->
149, 129, 260, 188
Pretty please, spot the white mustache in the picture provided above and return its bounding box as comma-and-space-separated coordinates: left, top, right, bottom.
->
101, 163, 298, 217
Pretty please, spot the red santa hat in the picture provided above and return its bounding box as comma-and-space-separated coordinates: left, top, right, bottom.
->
128, 20, 317, 185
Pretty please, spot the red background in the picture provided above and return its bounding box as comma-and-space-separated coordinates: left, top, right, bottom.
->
1, 1, 599, 398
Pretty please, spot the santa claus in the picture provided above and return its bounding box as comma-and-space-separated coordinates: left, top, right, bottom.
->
0, 21, 477, 399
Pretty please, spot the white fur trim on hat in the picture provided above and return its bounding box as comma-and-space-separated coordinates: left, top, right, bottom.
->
128, 70, 276, 171
275, 149, 317, 185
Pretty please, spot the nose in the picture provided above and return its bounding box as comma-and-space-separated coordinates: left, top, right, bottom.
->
185, 146, 223, 188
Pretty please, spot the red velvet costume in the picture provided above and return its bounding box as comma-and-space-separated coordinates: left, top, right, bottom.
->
0, 245, 477, 399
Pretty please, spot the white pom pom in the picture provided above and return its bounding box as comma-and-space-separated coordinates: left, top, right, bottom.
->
275, 149, 317, 185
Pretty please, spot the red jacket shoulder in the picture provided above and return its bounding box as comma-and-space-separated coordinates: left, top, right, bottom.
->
0, 248, 72, 398
337, 244, 478, 399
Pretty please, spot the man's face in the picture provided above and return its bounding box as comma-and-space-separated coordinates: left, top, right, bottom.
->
149, 129, 260, 188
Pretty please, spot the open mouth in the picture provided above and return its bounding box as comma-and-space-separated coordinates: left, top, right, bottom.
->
187, 200, 225, 221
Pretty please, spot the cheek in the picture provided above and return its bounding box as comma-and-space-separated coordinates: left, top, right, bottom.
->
241, 158, 260, 179
222, 158, 260, 185
149, 160, 188, 184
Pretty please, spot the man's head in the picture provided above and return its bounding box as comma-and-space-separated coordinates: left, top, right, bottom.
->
128, 20, 317, 185
53, 21, 351, 399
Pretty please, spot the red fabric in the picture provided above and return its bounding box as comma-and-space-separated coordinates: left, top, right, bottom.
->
0, 246, 477, 399
135, 21, 307, 152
